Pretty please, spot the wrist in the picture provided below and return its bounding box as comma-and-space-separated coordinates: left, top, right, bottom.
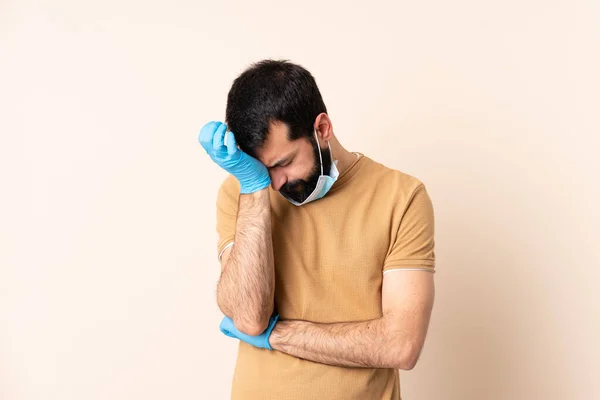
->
240, 183, 270, 194
240, 186, 270, 197
239, 187, 271, 211
269, 319, 295, 351
268, 321, 284, 351
239, 188, 270, 212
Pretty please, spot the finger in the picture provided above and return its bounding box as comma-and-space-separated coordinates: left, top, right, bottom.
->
212, 122, 227, 150
226, 130, 238, 155
198, 121, 218, 147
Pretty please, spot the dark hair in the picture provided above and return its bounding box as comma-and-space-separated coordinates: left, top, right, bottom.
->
225, 59, 327, 157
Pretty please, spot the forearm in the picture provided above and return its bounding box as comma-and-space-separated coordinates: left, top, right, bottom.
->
269, 316, 417, 369
217, 188, 275, 334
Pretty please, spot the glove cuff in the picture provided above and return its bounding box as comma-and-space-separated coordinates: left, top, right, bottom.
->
264, 314, 280, 350
239, 179, 271, 194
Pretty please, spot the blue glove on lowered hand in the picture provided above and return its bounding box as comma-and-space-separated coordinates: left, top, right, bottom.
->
198, 121, 271, 194
219, 315, 279, 350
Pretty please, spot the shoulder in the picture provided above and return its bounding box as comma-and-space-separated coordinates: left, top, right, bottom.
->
217, 174, 240, 208
218, 174, 239, 194
360, 155, 428, 202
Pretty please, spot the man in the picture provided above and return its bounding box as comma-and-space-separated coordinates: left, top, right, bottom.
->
198, 59, 436, 400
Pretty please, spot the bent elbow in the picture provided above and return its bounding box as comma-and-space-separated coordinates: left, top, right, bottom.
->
398, 355, 418, 371
235, 319, 269, 337
391, 342, 421, 370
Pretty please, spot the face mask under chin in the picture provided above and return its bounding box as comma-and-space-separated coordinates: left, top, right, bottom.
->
280, 174, 319, 203
279, 138, 332, 203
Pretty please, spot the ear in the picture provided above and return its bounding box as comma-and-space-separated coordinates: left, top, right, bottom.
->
314, 113, 334, 141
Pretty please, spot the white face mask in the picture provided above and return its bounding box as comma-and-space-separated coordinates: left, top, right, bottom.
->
282, 129, 339, 206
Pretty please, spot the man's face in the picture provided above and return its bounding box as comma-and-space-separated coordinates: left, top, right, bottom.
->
255, 121, 332, 203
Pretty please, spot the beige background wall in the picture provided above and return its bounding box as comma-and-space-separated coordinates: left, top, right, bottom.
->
1, 0, 598, 399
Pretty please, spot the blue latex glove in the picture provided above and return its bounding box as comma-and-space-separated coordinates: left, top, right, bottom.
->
219, 315, 279, 350
198, 121, 271, 194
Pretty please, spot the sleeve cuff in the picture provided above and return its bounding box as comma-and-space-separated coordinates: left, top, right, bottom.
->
383, 259, 435, 273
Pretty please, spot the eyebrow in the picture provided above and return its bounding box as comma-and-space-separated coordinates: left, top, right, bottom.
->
266, 152, 294, 168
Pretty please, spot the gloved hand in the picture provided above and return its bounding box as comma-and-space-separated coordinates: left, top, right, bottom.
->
219, 314, 279, 350
198, 121, 271, 194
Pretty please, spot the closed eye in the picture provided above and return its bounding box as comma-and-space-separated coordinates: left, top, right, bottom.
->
269, 155, 294, 169
267, 153, 296, 169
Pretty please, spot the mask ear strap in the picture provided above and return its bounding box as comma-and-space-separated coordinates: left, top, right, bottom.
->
314, 129, 324, 175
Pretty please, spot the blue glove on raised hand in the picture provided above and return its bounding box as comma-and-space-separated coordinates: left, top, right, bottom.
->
219, 315, 279, 350
198, 121, 271, 194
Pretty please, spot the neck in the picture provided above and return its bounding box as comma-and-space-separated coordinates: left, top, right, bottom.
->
329, 136, 356, 175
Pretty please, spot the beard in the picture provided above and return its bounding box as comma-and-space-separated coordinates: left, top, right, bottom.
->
279, 137, 333, 204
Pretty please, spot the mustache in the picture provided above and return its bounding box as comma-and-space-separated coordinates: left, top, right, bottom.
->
281, 178, 312, 194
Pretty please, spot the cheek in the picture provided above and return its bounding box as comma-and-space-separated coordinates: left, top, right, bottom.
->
288, 159, 316, 182
283, 143, 318, 182
282, 165, 304, 182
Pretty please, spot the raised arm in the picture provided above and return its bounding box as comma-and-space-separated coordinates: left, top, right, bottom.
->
199, 121, 274, 336
217, 188, 274, 335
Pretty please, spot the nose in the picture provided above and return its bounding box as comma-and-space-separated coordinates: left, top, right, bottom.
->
270, 169, 287, 191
